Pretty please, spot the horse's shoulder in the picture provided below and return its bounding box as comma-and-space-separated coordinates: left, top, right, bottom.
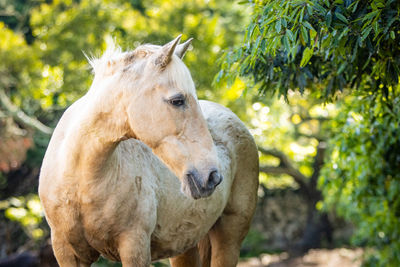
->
40, 97, 90, 194
48, 97, 87, 146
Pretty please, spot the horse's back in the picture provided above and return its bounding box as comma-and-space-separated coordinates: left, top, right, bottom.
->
200, 100, 258, 164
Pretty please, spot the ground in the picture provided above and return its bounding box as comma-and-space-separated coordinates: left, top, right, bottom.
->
238, 248, 363, 267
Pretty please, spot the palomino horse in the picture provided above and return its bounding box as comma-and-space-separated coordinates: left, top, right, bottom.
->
39, 35, 259, 267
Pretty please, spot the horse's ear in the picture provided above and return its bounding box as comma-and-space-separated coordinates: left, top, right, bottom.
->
175, 38, 193, 59
155, 35, 182, 69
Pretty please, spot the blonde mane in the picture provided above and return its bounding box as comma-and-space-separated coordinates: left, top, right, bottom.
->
85, 40, 196, 95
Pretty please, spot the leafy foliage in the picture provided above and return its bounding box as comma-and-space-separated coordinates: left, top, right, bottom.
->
320, 87, 400, 266
1, 0, 248, 127
0, 194, 46, 240
218, 0, 400, 265
218, 0, 400, 99
28, 0, 247, 101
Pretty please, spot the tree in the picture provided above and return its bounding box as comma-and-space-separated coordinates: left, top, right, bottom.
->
320, 90, 400, 266
246, 93, 336, 252
218, 0, 400, 265
218, 0, 399, 98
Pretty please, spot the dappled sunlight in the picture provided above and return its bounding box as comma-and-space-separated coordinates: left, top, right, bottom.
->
289, 143, 316, 157
1, 194, 46, 240
259, 172, 298, 190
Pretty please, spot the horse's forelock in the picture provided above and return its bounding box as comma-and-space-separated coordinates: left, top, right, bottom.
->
86, 42, 160, 76
164, 57, 196, 96
135, 44, 196, 95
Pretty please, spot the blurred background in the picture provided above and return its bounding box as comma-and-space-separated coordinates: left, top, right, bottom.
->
0, 0, 399, 266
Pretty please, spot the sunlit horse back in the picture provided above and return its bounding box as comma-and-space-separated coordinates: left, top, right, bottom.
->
39, 35, 259, 267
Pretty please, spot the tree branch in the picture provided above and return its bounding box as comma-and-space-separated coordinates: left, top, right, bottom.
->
260, 165, 295, 176
258, 146, 310, 194
300, 116, 330, 122
309, 141, 327, 193
258, 147, 292, 167
0, 90, 53, 135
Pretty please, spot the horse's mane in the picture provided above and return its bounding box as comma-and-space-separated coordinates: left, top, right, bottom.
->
85, 39, 196, 96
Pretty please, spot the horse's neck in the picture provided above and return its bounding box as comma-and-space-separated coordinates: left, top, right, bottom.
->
62, 87, 129, 180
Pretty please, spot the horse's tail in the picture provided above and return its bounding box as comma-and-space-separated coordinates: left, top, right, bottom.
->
198, 234, 211, 267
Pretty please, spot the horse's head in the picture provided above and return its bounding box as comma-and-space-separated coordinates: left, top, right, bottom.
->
91, 35, 222, 199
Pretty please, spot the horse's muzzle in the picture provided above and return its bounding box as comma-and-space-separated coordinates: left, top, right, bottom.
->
182, 168, 223, 199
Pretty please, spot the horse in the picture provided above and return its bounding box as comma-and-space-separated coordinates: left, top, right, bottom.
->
38, 35, 259, 267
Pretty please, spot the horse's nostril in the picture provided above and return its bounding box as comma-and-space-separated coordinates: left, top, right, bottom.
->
184, 168, 222, 198
207, 170, 222, 190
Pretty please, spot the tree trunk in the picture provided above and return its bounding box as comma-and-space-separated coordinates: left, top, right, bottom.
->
293, 197, 333, 254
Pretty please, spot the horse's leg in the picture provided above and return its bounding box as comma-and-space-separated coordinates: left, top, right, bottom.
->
209, 140, 259, 267
52, 234, 77, 267
51, 232, 96, 267
207, 214, 247, 267
208, 203, 258, 267
169, 246, 201, 267
198, 235, 211, 267
118, 231, 151, 267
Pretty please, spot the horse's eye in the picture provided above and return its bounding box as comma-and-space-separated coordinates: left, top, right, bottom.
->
169, 97, 185, 107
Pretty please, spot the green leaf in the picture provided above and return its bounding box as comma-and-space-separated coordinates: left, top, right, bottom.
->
251, 24, 260, 39
286, 29, 294, 41
282, 18, 287, 28
337, 62, 347, 74
384, 17, 398, 34
390, 31, 395, 39
310, 28, 317, 41
303, 21, 316, 32
282, 35, 290, 52
361, 26, 373, 41
299, 6, 305, 22
312, 2, 326, 14
290, 43, 298, 59
275, 19, 282, 33
373, 21, 380, 35
246, 21, 255, 40
348, 1, 359, 13
338, 27, 350, 40
301, 26, 309, 43
300, 47, 313, 67
335, 12, 349, 24
326, 11, 332, 27
362, 10, 379, 22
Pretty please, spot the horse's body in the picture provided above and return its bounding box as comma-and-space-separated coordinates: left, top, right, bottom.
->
39, 36, 258, 267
